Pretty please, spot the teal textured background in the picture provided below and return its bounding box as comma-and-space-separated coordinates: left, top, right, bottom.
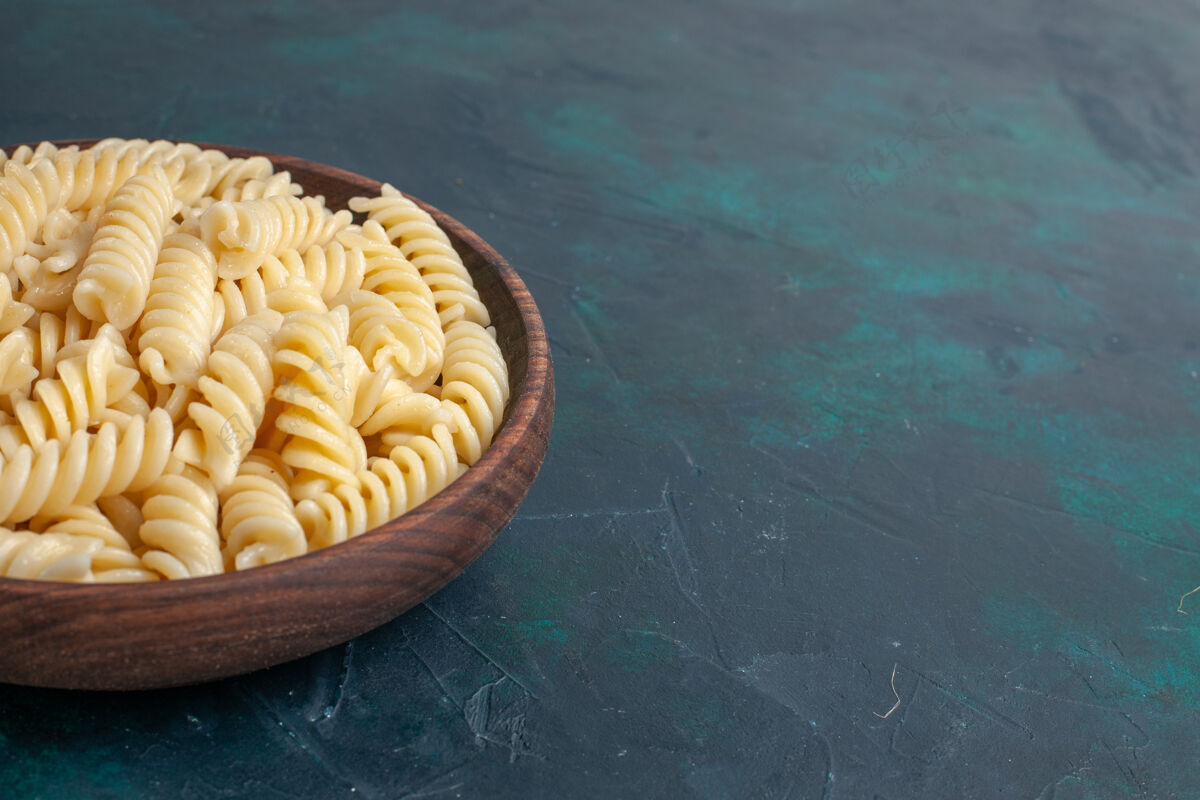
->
3, 0, 1200, 797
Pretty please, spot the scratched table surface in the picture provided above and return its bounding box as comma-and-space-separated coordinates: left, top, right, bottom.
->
3, 0, 1200, 797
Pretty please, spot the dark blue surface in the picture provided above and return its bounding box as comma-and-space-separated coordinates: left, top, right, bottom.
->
4, 1, 1200, 797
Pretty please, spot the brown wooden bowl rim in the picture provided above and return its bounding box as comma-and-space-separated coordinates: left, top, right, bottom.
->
0, 139, 553, 602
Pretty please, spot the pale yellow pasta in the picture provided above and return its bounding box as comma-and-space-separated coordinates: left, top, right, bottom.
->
0, 328, 37, 400
0, 422, 26, 460
28, 309, 88, 378
337, 288, 426, 379
13, 207, 99, 313
136, 232, 217, 387
348, 221, 444, 391
0, 408, 173, 523
204, 155, 273, 200
355, 374, 449, 440
219, 450, 305, 570
438, 320, 511, 465
29, 505, 157, 582
162, 144, 221, 209
0, 139, 512, 582
95, 493, 144, 548
294, 423, 460, 550
0, 158, 63, 273
266, 278, 327, 315
0, 275, 34, 334
73, 164, 176, 329
199, 195, 352, 279
350, 184, 490, 327
0, 143, 51, 172
52, 143, 150, 214
345, 353, 396, 429
179, 310, 282, 490
234, 254, 327, 317
271, 306, 366, 499
0, 528, 112, 582
213, 276, 249, 335
138, 466, 221, 580
220, 170, 302, 203
13, 332, 145, 446
279, 237, 366, 301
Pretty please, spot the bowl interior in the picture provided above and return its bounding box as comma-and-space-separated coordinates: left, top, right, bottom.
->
0, 140, 553, 690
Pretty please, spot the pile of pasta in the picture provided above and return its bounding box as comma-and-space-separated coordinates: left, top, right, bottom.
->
0, 138, 508, 582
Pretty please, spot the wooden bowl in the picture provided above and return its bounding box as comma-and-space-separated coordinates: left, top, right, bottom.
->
0, 140, 554, 690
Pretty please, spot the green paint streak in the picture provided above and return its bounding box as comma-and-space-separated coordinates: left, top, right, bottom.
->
541, 102, 649, 182
0, 741, 135, 799
510, 618, 569, 644
268, 9, 521, 85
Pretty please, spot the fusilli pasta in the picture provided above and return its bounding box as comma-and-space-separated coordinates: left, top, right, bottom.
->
272, 306, 366, 499
219, 450, 306, 570
181, 310, 282, 490
137, 232, 217, 387
350, 184, 490, 327
0, 138, 513, 582
73, 164, 176, 329
200, 195, 352, 279
138, 466, 221, 580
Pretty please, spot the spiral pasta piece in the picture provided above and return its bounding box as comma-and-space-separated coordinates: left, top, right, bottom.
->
233, 254, 323, 317
293, 481, 365, 549
0, 408, 173, 524
0, 274, 33, 334
200, 195, 352, 279
294, 423, 459, 550
162, 144, 220, 209
267, 279, 327, 315
90, 137, 151, 159
219, 450, 305, 570
28, 307, 89, 378
438, 320, 510, 465
29, 505, 157, 582
138, 466, 222, 580
183, 310, 283, 490
279, 237, 365, 301
136, 232, 217, 387
0, 144, 42, 172
348, 222, 443, 391
213, 276, 248, 336
0, 328, 37, 399
220, 170, 302, 203
356, 375, 449, 439
52, 143, 151, 214
14, 215, 96, 316
272, 306, 366, 499
14, 327, 145, 446
0, 158, 64, 272
346, 356, 394, 429
0, 527, 131, 582
204, 156, 272, 200
12, 207, 99, 317
74, 164, 176, 329
31, 503, 127, 548
336, 288, 426, 379
22, 206, 93, 271
350, 184, 489, 327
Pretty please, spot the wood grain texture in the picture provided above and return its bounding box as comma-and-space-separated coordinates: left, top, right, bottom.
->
0, 140, 554, 690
